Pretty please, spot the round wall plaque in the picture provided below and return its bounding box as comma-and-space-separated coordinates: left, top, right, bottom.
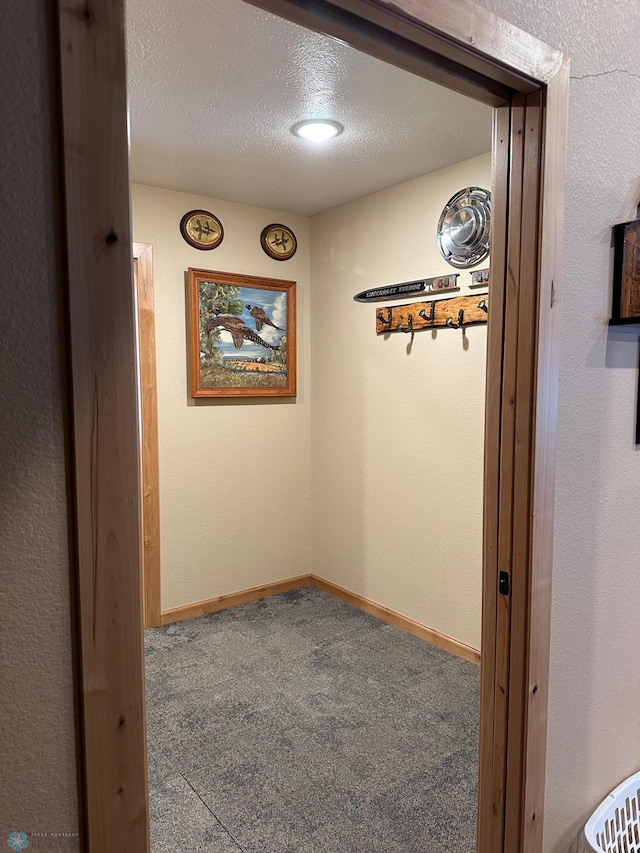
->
437, 187, 491, 268
180, 210, 224, 250
260, 223, 297, 261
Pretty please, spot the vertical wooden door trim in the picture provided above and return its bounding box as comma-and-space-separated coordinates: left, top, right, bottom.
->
57, 2, 149, 851
133, 243, 161, 629
476, 102, 506, 847
521, 60, 570, 852
504, 90, 544, 851
54, 0, 568, 850
477, 101, 514, 851
483, 66, 569, 853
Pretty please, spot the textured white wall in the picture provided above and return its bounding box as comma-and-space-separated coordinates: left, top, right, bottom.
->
310, 154, 491, 650
474, 0, 640, 850
131, 185, 311, 610
0, 2, 79, 847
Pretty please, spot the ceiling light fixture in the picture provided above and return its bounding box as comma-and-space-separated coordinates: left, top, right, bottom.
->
291, 119, 344, 142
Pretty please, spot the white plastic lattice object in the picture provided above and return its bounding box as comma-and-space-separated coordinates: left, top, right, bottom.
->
584, 771, 640, 853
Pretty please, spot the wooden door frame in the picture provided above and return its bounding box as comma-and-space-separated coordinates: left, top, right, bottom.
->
55, 0, 569, 850
133, 243, 161, 629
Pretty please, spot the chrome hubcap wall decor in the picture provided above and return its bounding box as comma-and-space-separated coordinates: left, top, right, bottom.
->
437, 187, 491, 268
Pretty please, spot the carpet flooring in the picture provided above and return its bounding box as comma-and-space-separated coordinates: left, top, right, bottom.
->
145, 587, 480, 852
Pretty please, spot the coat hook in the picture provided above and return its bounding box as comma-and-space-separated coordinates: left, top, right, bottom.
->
478, 299, 488, 313
419, 302, 435, 322
405, 314, 413, 333
446, 309, 465, 329
377, 308, 392, 325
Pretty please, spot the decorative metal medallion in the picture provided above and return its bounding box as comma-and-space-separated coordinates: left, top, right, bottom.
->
437, 187, 491, 268
180, 209, 224, 250
260, 223, 297, 261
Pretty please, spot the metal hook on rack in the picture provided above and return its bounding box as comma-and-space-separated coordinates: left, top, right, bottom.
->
419, 302, 435, 323
478, 299, 488, 313
446, 309, 465, 329
397, 314, 413, 333
377, 308, 392, 325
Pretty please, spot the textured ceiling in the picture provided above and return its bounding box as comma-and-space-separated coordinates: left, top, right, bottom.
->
126, 0, 492, 216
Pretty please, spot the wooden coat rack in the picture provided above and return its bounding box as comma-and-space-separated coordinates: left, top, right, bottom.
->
375, 294, 488, 334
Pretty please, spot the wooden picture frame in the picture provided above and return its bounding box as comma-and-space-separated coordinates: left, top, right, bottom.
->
610, 217, 640, 325
188, 268, 297, 397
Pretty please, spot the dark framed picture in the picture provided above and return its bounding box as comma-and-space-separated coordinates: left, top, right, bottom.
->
611, 217, 640, 324
187, 268, 296, 397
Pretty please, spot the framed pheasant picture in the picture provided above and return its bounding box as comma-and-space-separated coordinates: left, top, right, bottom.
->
187, 268, 296, 397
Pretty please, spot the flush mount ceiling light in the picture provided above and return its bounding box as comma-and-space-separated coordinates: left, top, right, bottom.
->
291, 119, 344, 142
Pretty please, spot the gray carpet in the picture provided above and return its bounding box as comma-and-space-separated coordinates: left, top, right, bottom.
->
145, 587, 479, 852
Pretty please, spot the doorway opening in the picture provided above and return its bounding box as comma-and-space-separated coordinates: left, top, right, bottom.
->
130, 3, 491, 839
55, 0, 569, 850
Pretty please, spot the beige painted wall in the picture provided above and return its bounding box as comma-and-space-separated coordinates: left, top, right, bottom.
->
134, 153, 489, 645
131, 185, 311, 610
310, 153, 491, 650
0, 2, 80, 848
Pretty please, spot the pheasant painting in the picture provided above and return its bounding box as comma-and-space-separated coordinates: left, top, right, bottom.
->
191, 271, 294, 396
205, 309, 278, 350
245, 304, 283, 332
